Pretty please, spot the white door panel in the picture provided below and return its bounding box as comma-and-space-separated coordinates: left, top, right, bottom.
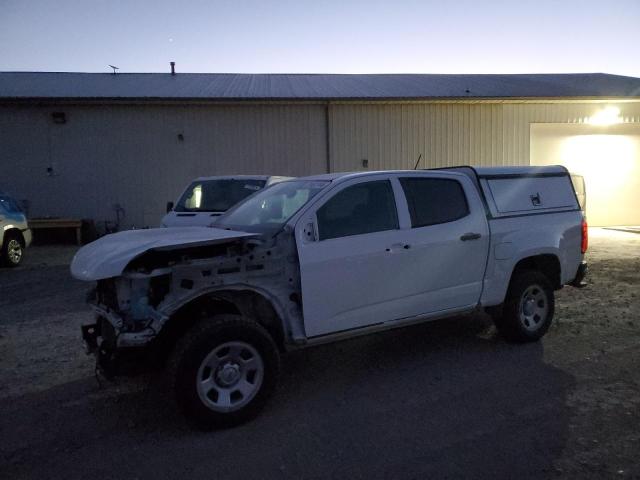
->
297, 228, 414, 337
390, 215, 489, 314
296, 173, 489, 339
391, 174, 490, 313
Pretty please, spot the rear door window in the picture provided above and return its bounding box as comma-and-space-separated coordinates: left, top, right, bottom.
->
316, 180, 398, 240
399, 177, 469, 228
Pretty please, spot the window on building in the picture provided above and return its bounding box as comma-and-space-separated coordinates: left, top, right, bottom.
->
399, 177, 469, 228
317, 180, 398, 240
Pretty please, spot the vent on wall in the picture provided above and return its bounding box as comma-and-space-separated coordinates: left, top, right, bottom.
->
51, 112, 66, 124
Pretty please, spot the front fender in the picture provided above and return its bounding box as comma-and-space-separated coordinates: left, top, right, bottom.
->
159, 282, 300, 344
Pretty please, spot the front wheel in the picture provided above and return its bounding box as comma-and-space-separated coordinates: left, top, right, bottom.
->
493, 270, 555, 343
168, 315, 280, 429
1, 232, 24, 267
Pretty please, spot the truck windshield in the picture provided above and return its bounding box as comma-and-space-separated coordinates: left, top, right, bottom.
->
174, 179, 267, 213
215, 180, 329, 233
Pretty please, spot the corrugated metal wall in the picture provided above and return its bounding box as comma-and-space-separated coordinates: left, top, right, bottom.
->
0, 104, 327, 228
3, 100, 640, 230
329, 102, 640, 171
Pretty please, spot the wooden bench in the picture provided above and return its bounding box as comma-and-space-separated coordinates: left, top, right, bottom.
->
29, 218, 83, 245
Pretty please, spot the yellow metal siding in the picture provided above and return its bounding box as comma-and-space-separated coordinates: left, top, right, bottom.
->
330, 102, 640, 172
3, 100, 640, 229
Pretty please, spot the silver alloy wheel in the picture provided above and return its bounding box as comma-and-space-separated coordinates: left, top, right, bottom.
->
196, 341, 264, 413
7, 239, 22, 264
518, 284, 549, 331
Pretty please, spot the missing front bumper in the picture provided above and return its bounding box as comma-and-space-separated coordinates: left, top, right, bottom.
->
81, 318, 119, 379
80, 316, 160, 379
81, 323, 99, 354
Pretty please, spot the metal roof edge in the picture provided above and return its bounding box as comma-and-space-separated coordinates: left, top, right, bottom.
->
2, 96, 640, 106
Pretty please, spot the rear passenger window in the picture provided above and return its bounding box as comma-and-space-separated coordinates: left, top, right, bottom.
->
317, 180, 398, 240
400, 177, 469, 228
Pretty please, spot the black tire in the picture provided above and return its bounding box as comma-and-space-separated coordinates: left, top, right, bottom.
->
168, 314, 280, 430
493, 270, 555, 343
1, 231, 24, 267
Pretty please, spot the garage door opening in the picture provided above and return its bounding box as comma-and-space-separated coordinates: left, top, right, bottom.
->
530, 123, 640, 226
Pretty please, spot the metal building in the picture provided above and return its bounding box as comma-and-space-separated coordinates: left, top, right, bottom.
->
1, 71, 639, 228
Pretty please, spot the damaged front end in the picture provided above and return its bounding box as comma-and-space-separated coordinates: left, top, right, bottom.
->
73, 226, 302, 379
82, 268, 172, 378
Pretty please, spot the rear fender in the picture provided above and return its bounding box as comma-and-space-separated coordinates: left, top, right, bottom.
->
481, 218, 581, 306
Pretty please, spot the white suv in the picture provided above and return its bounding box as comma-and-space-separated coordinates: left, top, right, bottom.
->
161, 175, 292, 228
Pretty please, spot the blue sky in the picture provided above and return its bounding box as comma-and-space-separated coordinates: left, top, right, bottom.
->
1, 0, 638, 76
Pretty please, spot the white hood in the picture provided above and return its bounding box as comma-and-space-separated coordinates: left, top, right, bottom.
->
71, 227, 257, 281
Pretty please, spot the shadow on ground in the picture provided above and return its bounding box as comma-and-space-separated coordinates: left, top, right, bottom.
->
2, 315, 573, 479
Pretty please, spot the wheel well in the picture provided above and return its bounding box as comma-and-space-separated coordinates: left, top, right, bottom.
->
511, 254, 561, 290
3, 228, 24, 247
152, 290, 286, 362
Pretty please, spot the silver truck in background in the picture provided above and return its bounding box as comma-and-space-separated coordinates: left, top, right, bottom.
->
161, 175, 292, 228
72, 166, 588, 429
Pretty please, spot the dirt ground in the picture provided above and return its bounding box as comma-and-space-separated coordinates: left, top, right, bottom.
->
1, 228, 639, 479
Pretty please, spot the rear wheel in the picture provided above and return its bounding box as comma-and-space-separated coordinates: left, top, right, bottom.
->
168, 315, 280, 429
493, 270, 555, 342
1, 232, 24, 267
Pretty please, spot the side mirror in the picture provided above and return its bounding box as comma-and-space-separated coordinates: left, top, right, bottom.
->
166, 201, 174, 213
302, 221, 317, 242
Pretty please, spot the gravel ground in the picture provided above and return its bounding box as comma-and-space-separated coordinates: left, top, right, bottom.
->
0, 228, 639, 479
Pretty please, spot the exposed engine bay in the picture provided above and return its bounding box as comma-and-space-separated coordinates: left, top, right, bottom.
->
76, 227, 304, 376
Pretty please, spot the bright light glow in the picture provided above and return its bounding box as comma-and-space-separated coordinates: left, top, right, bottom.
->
531, 123, 640, 226
560, 134, 635, 187
588, 106, 622, 126
192, 185, 202, 208
559, 134, 639, 225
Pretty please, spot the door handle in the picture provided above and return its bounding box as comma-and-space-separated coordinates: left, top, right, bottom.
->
460, 232, 482, 241
386, 243, 411, 252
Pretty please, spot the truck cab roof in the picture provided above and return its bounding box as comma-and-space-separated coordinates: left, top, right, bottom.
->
296, 165, 569, 183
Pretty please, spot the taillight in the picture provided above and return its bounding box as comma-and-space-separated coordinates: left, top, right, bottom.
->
581, 219, 588, 254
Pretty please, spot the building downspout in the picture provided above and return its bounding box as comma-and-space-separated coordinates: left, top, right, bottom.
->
325, 102, 331, 173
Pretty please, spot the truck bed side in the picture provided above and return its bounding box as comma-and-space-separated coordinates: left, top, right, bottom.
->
481, 210, 583, 306
477, 168, 584, 306
435, 166, 584, 307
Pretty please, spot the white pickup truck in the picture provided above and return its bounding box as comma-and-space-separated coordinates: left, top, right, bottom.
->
72, 166, 588, 429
